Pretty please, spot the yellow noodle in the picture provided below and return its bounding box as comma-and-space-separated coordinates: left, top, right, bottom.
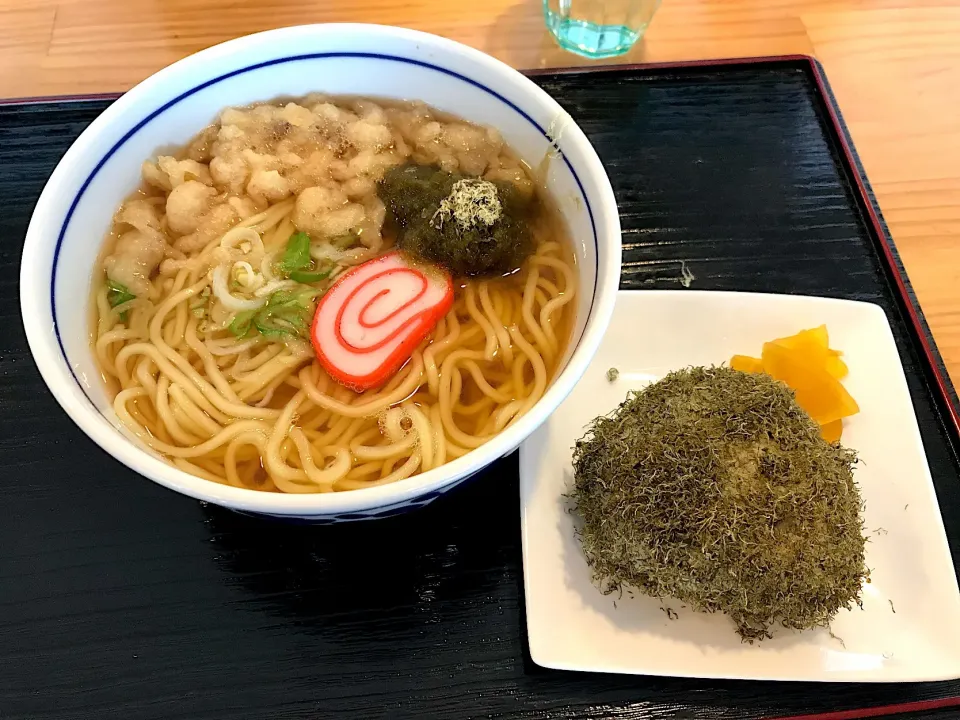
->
229, 344, 284, 377
225, 432, 271, 488
521, 266, 555, 366
346, 461, 384, 480
508, 324, 548, 418
156, 377, 204, 446
115, 387, 271, 456
168, 383, 222, 438
478, 283, 514, 366
405, 405, 434, 472
96, 328, 141, 378
454, 395, 496, 418
173, 457, 229, 485
351, 434, 418, 462
335, 450, 422, 490
183, 316, 245, 404
289, 429, 351, 489
423, 311, 461, 397
465, 284, 498, 360
430, 404, 447, 469
461, 359, 513, 404
298, 354, 425, 418
235, 351, 310, 401
116, 342, 278, 421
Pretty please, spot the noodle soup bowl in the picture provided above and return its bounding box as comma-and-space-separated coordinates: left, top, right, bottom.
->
20, 24, 621, 521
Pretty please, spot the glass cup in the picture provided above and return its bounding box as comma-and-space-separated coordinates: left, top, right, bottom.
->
544, 0, 661, 59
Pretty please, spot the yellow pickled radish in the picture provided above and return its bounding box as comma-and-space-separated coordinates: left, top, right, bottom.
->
761, 341, 860, 426
769, 325, 848, 380
730, 355, 765, 374
820, 420, 843, 443
730, 325, 858, 441
772, 325, 829, 351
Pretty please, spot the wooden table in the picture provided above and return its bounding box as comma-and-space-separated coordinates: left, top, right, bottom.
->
3, 0, 960, 381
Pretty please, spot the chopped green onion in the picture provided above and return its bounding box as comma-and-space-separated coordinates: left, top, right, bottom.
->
277, 231, 335, 284
228, 310, 257, 338
269, 287, 320, 309
289, 268, 331, 284
254, 314, 301, 340
107, 279, 136, 309
227, 288, 318, 341
277, 231, 312, 275
267, 291, 297, 308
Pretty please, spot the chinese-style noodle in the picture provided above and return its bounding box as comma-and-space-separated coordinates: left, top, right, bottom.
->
93, 95, 577, 493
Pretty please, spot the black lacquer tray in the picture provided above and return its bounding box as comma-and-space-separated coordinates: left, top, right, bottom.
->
2, 57, 960, 720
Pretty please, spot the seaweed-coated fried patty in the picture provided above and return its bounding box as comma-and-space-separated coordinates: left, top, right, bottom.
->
379, 163, 534, 278
571, 366, 868, 641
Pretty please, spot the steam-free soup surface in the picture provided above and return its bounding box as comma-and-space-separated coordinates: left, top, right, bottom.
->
94, 95, 577, 493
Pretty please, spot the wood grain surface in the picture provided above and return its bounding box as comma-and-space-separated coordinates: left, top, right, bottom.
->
0, 0, 959, 384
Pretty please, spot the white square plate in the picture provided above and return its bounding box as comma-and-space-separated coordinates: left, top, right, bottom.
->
520, 290, 960, 682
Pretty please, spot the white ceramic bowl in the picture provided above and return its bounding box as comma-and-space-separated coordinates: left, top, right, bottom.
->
19, 24, 621, 522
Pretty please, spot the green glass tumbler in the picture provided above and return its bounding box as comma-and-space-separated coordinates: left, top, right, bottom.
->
544, 0, 661, 59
